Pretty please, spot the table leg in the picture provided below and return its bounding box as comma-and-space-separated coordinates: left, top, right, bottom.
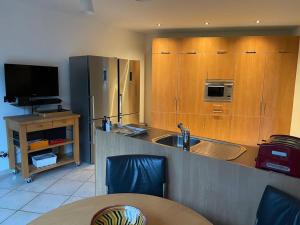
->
19, 126, 30, 180
6, 123, 16, 171
73, 119, 80, 165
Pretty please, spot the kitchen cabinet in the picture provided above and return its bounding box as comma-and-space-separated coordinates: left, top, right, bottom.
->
180, 37, 202, 54
201, 37, 235, 80
232, 53, 265, 117
152, 53, 178, 113
200, 37, 234, 53
152, 38, 181, 54
229, 116, 261, 145
176, 114, 206, 137
233, 36, 274, 53
205, 52, 235, 80
204, 115, 232, 141
259, 52, 298, 141
151, 36, 299, 146
201, 102, 232, 115
177, 53, 205, 114
152, 112, 177, 131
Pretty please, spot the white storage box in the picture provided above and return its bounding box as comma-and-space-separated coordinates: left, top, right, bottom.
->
32, 153, 57, 168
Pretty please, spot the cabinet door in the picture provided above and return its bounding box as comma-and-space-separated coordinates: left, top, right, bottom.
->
203, 115, 232, 141
205, 52, 235, 80
152, 38, 181, 54
229, 116, 261, 146
275, 37, 299, 53
177, 53, 205, 114
152, 112, 177, 132
200, 37, 233, 53
260, 53, 298, 140
176, 114, 206, 137
152, 53, 178, 113
180, 37, 202, 54
232, 53, 266, 117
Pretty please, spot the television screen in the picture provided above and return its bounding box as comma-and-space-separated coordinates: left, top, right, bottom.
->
4, 64, 59, 98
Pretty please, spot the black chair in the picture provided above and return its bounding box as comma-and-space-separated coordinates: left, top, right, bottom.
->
256, 185, 300, 225
106, 154, 166, 197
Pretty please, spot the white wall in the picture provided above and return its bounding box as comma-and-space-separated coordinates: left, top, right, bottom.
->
0, 1, 145, 171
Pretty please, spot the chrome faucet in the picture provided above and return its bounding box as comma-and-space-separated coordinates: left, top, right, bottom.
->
178, 123, 190, 151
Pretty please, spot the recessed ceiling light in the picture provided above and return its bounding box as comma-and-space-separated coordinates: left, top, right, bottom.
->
205, 22, 209, 25
157, 23, 161, 27
256, 20, 261, 24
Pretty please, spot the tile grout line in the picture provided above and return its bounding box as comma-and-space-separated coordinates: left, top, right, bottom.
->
0, 164, 96, 223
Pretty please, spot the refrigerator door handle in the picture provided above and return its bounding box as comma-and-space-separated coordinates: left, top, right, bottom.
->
91, 122, 95, 145
91, 95, 95, 119
119, 94, 123, 115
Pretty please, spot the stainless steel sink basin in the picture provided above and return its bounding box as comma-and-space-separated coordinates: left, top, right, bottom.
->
153, 134, 201, 148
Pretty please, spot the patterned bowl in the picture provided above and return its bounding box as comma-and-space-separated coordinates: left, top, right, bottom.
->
91, 205, 146, 225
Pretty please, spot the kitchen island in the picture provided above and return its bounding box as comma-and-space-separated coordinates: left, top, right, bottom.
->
95, 127, 300, 225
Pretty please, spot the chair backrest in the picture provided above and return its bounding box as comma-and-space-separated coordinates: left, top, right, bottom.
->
256, 185, 300, 225
106, 154, 166, 197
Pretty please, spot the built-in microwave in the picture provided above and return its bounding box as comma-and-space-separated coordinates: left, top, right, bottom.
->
204, 80, 234, 102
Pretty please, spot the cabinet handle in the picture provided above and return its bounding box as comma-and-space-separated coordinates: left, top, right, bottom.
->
245, 51, 256, 54
213, 110, 223, 113
264, 103, 267, 115
217, 50, 227, 54
278, 51, 289, 54
161, 51, 170, 54
186, 51, 197, 54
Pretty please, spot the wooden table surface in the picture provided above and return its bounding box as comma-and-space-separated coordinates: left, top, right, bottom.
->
29, 194, 212, 225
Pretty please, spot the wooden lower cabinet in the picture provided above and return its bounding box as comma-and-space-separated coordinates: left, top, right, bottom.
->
151, 112, 177, 132
176, 114, 206, 137
176, 113, 231, 141
229, 116, 261, 146
203, 115, 232, 141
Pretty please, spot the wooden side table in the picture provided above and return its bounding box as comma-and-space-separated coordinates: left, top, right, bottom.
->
4, 113, 80, 182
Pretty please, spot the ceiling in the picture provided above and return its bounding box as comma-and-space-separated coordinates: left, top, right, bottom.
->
22, 0, 300, 32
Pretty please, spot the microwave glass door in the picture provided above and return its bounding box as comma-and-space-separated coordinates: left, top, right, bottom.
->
207, 86, 225, 97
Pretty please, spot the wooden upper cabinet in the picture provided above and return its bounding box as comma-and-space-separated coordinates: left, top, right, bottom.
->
180, 37, 202, 54
152, 53, 178, 113
152, 38, 181, 54
233, 36, 299, 53
233, 36, 259, 53
200, 37, 234, 53
232, 53, 265, 117
275, 36, 299, 53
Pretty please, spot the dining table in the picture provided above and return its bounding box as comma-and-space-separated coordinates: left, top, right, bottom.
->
29, 193, 212, 225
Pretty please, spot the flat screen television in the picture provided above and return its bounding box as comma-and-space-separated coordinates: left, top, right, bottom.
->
4, 64, 59, 98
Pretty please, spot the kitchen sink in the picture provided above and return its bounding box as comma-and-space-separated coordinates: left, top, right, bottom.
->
153, 134, 201, 148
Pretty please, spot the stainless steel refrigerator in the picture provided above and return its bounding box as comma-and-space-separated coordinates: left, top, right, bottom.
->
69, 56, 140, 163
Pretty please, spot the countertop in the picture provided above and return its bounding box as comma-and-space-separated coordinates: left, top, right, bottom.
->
109, 125, 258, 168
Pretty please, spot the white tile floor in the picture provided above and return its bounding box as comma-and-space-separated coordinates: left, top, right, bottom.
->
0, 163, 95, 225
